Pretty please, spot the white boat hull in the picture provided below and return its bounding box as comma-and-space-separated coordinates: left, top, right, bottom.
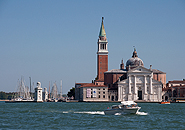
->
104, 107, 139, 115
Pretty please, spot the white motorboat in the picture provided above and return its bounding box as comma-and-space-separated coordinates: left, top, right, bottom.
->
104, 101, 140, 115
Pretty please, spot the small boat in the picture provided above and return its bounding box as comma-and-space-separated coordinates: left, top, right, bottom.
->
104, 101, 140, 115
159, 101, 170, 104
5, 98, 35, 103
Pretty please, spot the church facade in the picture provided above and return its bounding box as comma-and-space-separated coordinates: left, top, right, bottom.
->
117, 66, 163, 102
75, 17, 166, 102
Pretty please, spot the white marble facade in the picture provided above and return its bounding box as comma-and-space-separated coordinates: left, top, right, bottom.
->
118, 66, 162, 102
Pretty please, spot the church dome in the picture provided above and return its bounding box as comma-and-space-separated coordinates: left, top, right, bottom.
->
126, 48, 144, 69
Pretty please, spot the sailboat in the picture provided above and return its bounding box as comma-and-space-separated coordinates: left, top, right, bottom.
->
5, 77, 34, 103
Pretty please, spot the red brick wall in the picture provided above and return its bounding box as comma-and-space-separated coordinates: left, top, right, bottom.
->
97, 55, 108, 80
153, 73, 166, 88
104, 73, 113, 85
104, 73, 123, 85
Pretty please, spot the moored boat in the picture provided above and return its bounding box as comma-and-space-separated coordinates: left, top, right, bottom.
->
104, 101, 140, 115
159, 101, 170, 104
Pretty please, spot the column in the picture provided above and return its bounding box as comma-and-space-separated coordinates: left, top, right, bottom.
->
150, 75, 152, 94
144, 75, 147, 94
134, 75, 137, 100
143, 75, 148, 101
128, 75, 132, 101
128, 75, 131, 94
118, 85, 121, 101
134, 75, 136, 94
149, 75, 153, 101
121, 87, 123, 101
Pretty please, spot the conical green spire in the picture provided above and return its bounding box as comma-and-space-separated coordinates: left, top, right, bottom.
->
99, 17, 106, 37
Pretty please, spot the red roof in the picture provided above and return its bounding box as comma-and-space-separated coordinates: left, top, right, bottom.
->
75, 83, 89, 85
169, 80, 185, 83
79, 83, 108, 88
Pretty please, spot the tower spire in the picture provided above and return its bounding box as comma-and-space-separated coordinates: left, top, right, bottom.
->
97, 17, 108, 81
99, 17, 106, 39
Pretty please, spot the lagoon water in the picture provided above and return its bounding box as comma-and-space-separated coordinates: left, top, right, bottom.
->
0, 101, 185, 129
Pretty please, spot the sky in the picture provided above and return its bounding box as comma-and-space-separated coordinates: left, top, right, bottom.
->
0, 0, 185, 94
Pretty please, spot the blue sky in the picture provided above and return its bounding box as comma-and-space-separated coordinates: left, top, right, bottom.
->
0, 0, 185, 94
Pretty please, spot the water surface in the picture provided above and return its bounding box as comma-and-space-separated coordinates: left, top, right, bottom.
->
0, 102, 184, 129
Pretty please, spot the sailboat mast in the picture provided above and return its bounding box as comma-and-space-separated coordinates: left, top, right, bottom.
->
49, 81, 50, 99
60, 80, 62, 98
29, 77, 31, 99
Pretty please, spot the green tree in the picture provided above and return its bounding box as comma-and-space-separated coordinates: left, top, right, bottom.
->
67, 87, 75, 98
0, 91, 7, 99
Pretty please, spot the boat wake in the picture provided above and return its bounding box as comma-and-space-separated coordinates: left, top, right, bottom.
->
62, 111, 147, 115
136, 111, 148, 115
74, 111, 105, 115
114, 113, 122, 115
62, 111, 105, 115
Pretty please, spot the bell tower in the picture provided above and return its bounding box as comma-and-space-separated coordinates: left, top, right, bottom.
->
97, 17, 108, 81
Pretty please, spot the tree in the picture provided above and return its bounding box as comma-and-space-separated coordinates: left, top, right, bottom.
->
0, 91, 7, 99
67, 87, 75, 98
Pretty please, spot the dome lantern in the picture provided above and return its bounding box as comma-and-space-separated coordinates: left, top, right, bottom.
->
126, 48, 144, 70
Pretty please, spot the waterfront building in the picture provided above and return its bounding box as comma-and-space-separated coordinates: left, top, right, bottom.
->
75, 17, 165, 102
163, 80, 185, 101
75, 83, 108, 102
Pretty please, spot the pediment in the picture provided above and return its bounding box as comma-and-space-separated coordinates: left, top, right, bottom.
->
128, 66, 151, 73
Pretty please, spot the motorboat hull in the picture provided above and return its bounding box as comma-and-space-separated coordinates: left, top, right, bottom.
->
159, 101, 170, 104
104, 107, 139, 115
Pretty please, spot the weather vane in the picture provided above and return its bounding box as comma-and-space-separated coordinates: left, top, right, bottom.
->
133, 46, 136, 51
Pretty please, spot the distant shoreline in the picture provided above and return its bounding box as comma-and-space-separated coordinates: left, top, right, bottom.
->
0, 100, 9, 101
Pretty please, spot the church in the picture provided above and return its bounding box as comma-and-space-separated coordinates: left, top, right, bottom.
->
75, 17, 166, 102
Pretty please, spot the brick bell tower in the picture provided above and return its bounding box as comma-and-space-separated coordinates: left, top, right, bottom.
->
97, 17, 108, 81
